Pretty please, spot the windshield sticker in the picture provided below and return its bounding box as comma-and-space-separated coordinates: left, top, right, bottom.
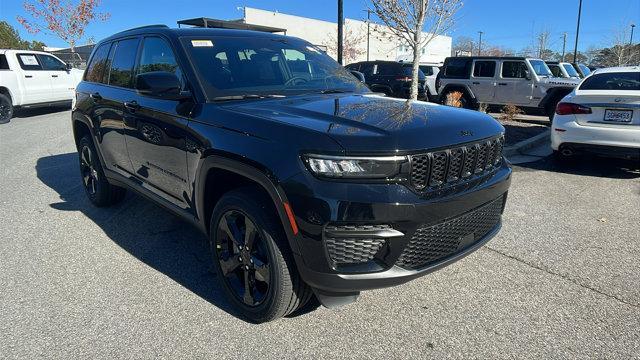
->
191, 40, 213, 47
19, 55, 39, 65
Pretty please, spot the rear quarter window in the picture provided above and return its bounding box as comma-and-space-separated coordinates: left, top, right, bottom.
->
443, 58, 471, 78
85, 43, 112, 83
579, 72, 640, 91
0, 54, 8, 70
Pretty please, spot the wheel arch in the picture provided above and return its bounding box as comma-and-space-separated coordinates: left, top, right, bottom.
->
196, 154, 301, 255
0, 87, 13, 105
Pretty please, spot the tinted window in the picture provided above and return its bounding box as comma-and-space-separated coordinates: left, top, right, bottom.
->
401, 64, 425, 79
16, 53, 42, 70
502, 61, 528, 78
377, 63, 397, 76
108, 38, 140, 88
38, 54, 66, 70
443, 58, 470, 78
138, 37, 183, 87
548, 64, 562, 77
419, 65, 434, 76
473, 61, 496, 78
85, 43, 111, 83
579, 72, 640, 91
0, 55, 8, 70
360, 63, 374, 76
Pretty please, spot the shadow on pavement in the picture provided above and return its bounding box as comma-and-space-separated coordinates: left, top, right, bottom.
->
35, 152, 250, 321
13, 105, 71, 119
513, 153, 640, 179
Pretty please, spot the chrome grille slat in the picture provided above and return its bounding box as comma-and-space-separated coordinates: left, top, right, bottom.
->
409, 135, 504, 193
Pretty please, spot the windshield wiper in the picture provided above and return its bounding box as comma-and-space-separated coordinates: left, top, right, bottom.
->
212, 94, 285, 102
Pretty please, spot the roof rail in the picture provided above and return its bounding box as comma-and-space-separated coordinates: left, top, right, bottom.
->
114, 24, 169, 35
177, 18, 286, 33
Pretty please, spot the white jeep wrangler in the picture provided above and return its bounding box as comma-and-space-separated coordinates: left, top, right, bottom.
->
0, 49, 83, 124
436, 56, 580, 118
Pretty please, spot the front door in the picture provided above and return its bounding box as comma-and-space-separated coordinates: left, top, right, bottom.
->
15, 53, 51, 104
495, 60, 533, 106
470, 60, 497, 103
123, 36, 191, 208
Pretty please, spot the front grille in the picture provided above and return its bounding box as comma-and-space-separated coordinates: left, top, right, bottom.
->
324, 224, 389, 265
410, 135, 504, 193
396, 196, 504, 270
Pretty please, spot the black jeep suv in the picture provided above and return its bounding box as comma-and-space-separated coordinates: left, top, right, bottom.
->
345, 60, 428, 100
72, 25, 511, 322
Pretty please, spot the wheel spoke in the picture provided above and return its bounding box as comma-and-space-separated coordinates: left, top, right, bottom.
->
89, 177, 96, 194
219, 251, 242, 276
243, 270, 254, 305
82, 173, 90, 187
81, 148, 91, 168
244, 217, 257, 251
254, 258, 269, 284
219, 215, 239, 248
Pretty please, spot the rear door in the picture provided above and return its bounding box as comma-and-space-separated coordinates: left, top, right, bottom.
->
15, 53, 51, 104
37, 53, 75, 102
495, 60, 533, 106
470, 60, 497, 103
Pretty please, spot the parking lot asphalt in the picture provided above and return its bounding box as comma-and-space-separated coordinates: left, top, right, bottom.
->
1, 109, 639, 359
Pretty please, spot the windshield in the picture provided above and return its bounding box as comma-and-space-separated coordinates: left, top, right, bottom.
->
181, 36, 368, 99
529, 60, 552, 76
578, 64, 591, 76
562, 63, 580, 77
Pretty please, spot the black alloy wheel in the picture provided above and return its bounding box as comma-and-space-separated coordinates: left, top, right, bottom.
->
80, 145, 99, 196
215, 210, 271, 307
0, 94, 13, 124
77, 135, 126, 207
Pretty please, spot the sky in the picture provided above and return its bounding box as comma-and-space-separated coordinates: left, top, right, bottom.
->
1, 0, 638, 52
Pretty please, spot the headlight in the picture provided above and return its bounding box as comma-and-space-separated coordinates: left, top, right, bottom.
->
303, 154, 407, 179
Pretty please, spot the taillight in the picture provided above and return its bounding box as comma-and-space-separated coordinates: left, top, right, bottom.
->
395, 76, 412, 82
555, 102, 592, 115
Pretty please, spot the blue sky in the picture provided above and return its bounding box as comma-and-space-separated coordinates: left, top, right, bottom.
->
1, 0, 638, 52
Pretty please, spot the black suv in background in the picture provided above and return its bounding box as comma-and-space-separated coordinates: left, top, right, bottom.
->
72, 25, 511, 322
345, 60, 428, 99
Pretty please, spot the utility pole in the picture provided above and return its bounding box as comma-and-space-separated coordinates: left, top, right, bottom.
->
337, 0, 344, 64
631, 24, 636, 45
477, 31, 483, 56
573, 0, 583, 63
363, 9, 372, 61
561, 32, 567, 61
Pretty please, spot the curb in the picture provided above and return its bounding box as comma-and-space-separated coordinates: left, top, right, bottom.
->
503, 129, 550, 156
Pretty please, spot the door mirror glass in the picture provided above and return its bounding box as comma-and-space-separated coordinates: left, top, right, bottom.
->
135, 71, 184, 99
349, 70, 365, 83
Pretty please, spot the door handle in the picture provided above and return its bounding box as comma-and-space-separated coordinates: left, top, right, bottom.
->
124, 100, 140, 112
472, 81, 480, 85
498, 83, 508, 86
25, 75, 33, 78
89, 92, 102, 101
51, 74, 58, 78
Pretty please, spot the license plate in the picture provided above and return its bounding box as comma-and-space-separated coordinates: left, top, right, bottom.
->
604, 109, 633, 122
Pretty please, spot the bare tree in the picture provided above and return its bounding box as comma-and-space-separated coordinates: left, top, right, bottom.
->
452, 36, 475, 56
323, 24, 367, 64
370, 0, 462, 101
536, 29, 552, 60
17, 0, 109, 53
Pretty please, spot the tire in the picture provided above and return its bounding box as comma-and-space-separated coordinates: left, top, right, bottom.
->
78, 135, 126, 207
210, 187, 313, 322
0, 93, 13, 124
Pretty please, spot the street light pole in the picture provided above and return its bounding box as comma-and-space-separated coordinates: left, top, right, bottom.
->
573, 0, 583, 63
561, 32, 567, 61
363, 9, 372, 61
477, 31, 483, 56
630, 24, 636, 45
337, 0, 344, 65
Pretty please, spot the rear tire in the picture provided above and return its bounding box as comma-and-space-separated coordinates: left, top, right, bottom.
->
0, 94, 13, 124
78, 135, 126, 207
210, 187, 313, 322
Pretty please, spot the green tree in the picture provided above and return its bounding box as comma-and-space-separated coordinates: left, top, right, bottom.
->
0, 21, 30, 49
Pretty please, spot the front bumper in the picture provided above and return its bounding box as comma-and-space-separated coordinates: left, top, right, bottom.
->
281, 162, 512, 293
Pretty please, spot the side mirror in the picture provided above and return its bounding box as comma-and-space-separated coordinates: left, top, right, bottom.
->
135, 71, 189, 100
349, 70, 365, 83
65, 62, 73, 71
525, 71, 532, 80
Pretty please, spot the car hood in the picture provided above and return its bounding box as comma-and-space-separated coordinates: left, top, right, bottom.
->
223, 93, 504, 153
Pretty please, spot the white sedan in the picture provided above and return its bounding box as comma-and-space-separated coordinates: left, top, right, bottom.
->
551, 66, 640, 161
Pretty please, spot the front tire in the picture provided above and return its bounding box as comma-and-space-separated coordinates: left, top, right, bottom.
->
78, 135, 126, 207
0, 94, 13, 124
210, 188, 313, 322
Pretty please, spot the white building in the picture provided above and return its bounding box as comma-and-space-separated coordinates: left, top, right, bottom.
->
241, 7, 452, 65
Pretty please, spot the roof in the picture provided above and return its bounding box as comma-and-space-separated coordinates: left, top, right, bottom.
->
177, 17, 286, 33
445, 56, 540, 61
102, 25, 288, 43
592, 66, 640, 74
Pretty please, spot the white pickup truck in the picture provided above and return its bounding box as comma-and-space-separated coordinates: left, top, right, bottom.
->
0, 49, 83, 124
